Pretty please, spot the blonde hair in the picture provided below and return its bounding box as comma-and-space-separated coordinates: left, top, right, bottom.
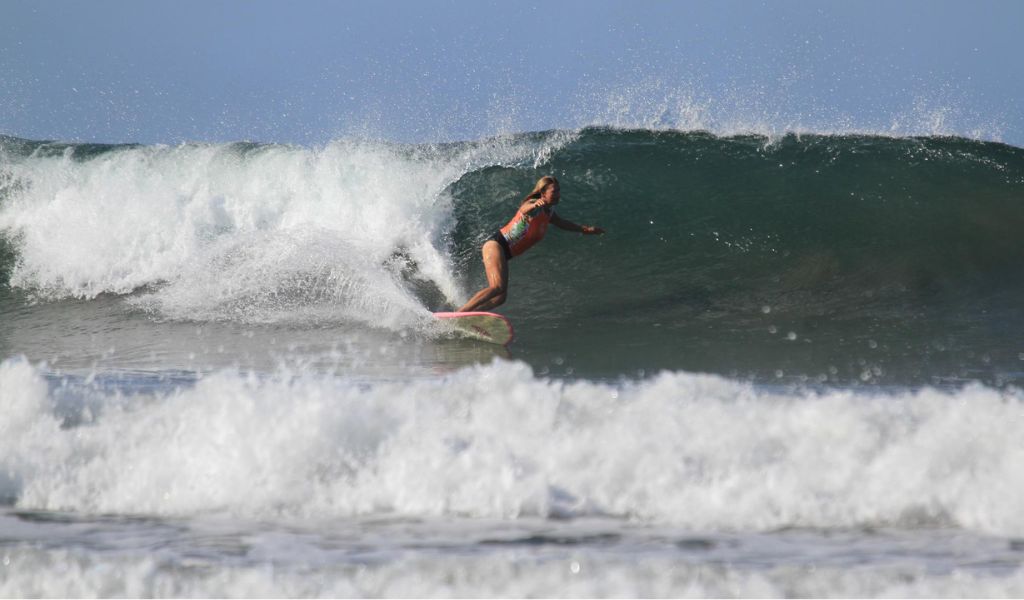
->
523, 176, 558, 203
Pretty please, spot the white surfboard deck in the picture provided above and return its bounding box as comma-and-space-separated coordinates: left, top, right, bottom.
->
433, 311, 514, 346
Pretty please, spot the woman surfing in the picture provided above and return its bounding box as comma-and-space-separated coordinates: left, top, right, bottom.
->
458, 176, 604, 312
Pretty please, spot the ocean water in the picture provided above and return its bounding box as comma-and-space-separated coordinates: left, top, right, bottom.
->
2, 128, 1024, 597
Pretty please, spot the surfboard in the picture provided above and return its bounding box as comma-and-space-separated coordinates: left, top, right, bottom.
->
434, 311, 514, 346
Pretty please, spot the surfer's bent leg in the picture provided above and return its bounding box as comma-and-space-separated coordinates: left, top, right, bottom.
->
457, 240, 509, 312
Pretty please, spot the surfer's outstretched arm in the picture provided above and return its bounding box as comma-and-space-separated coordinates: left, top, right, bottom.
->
550, 213, 605, 235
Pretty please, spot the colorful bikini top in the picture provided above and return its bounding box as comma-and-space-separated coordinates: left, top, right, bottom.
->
499, 201, 556, 258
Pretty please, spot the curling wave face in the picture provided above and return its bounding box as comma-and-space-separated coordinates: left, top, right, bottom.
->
2, 129, 1023, 383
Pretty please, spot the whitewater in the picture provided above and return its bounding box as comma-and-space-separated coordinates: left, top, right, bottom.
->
2, 127, 1024, 597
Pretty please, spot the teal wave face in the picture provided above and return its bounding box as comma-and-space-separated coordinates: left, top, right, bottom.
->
2, 130, 1023, 384
448, 129, 1024, 384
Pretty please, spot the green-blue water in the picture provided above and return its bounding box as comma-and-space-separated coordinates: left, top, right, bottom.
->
2, 129, 1024, 384
450, 130, 1024, 384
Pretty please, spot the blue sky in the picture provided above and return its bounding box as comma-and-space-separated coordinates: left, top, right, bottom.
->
2, 0, 1022, 146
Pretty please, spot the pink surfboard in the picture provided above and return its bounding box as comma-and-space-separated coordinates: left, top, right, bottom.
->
434, 311, 515, 346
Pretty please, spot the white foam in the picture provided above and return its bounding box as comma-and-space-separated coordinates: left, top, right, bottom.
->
2, 358, 1023, 535
0, 133, 574, 326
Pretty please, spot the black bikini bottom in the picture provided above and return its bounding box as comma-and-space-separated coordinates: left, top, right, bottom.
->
486, 230, 513, 261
